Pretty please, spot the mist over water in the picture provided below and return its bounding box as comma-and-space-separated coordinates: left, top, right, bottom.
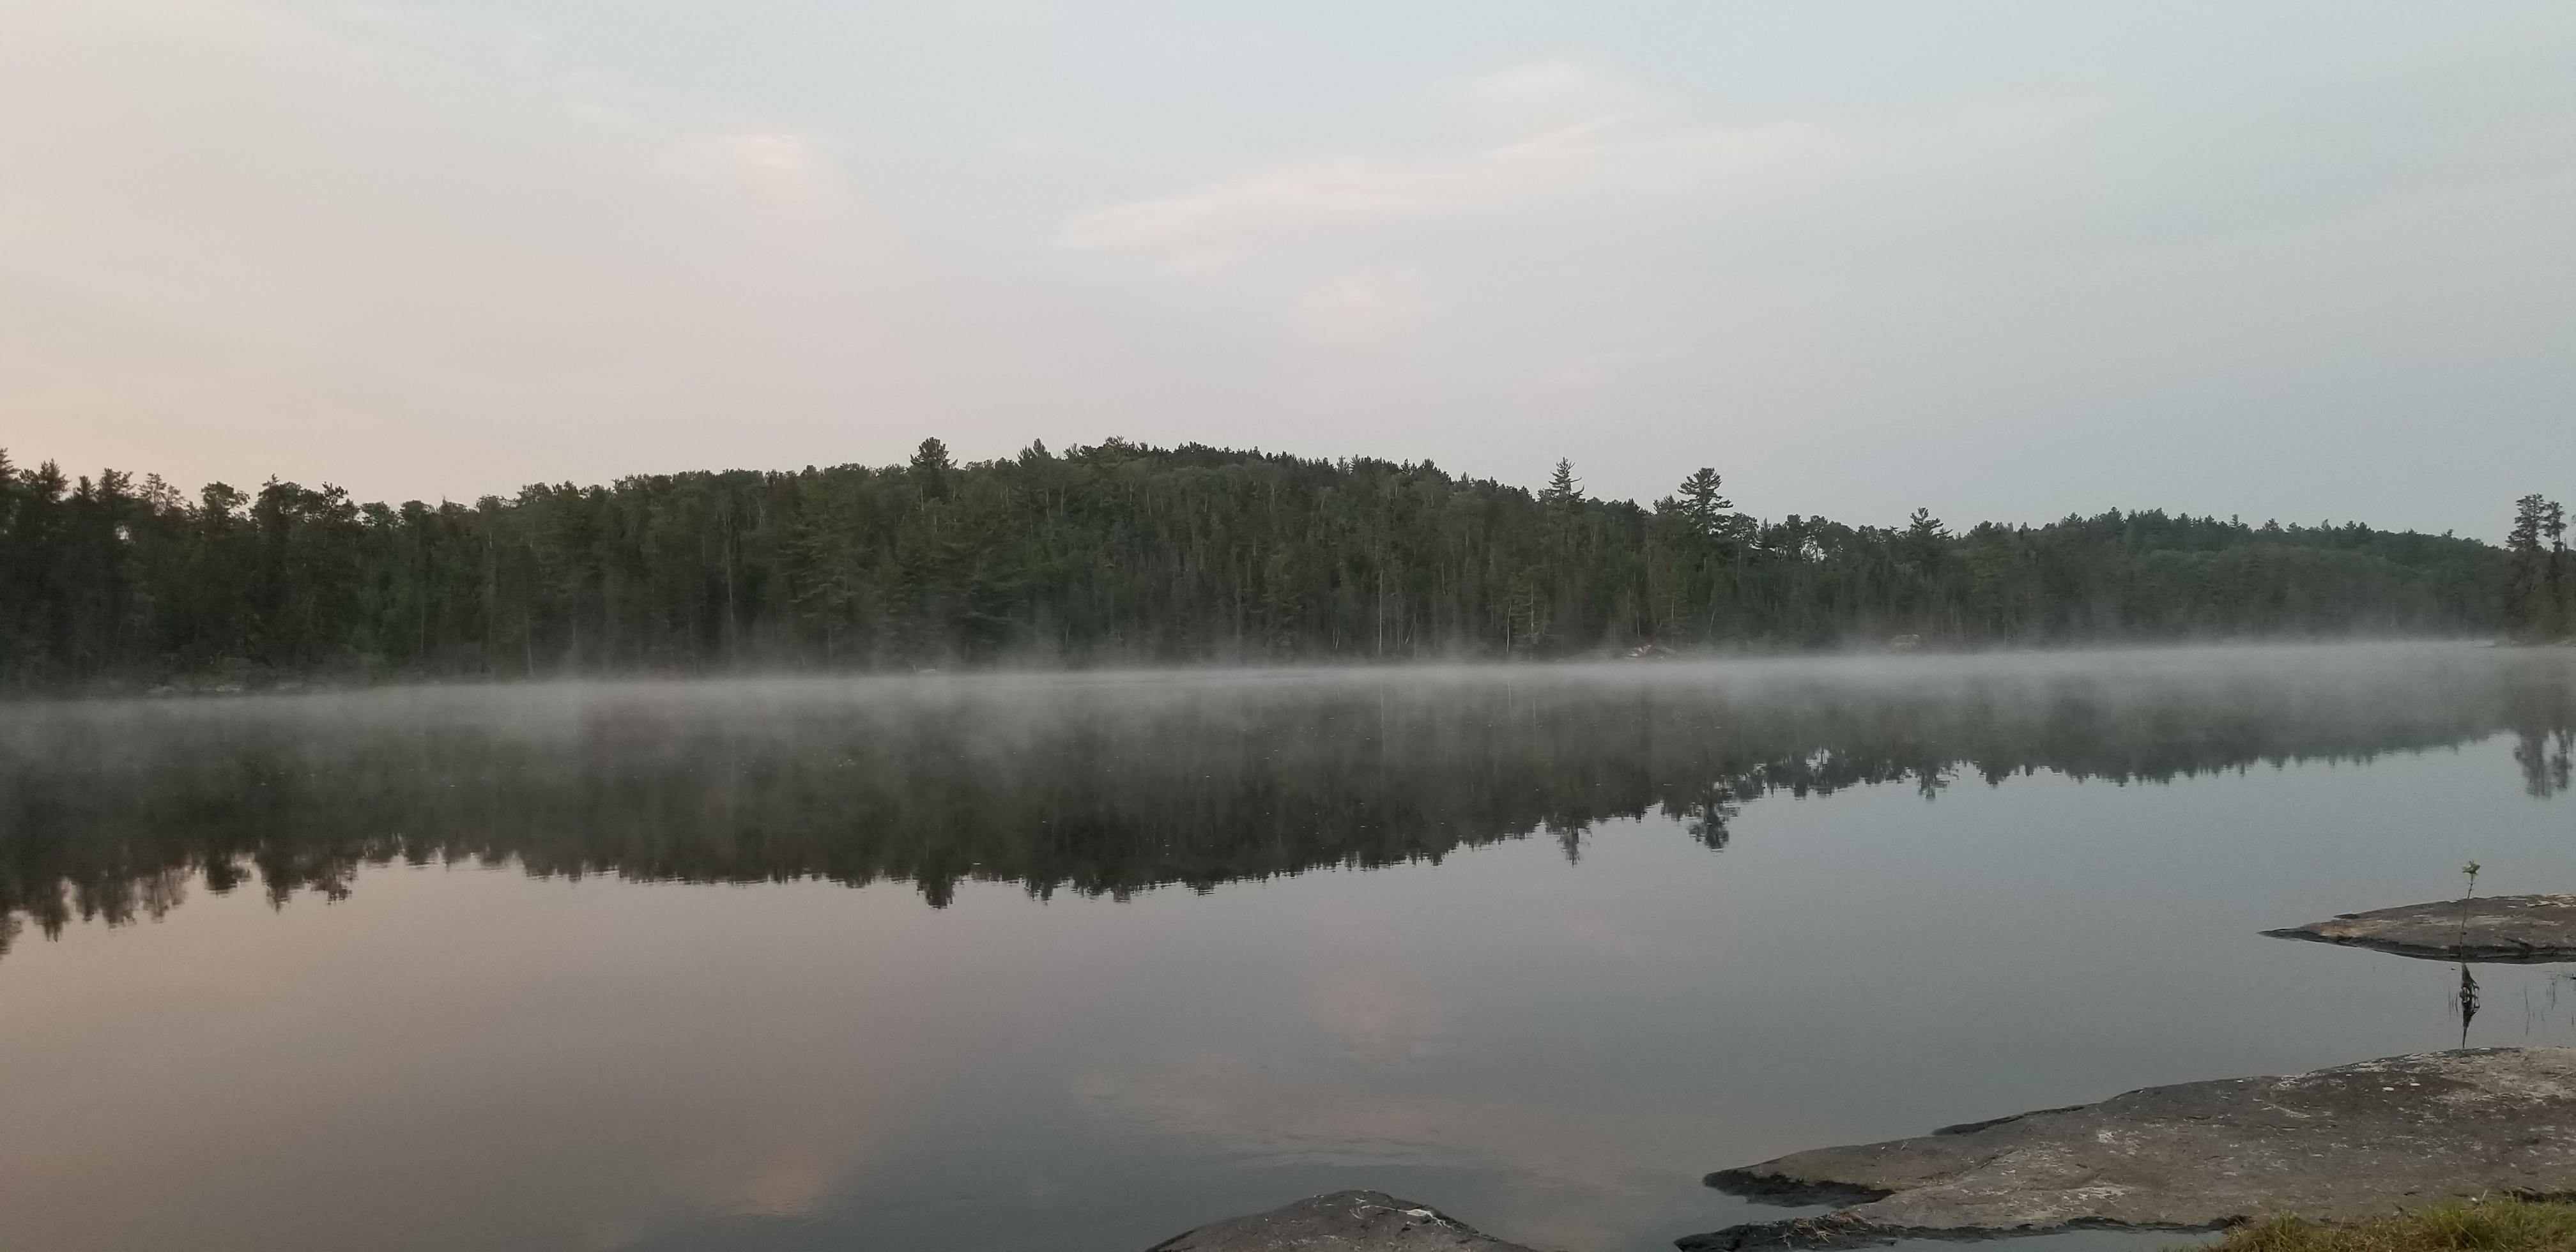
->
8, 643, 2570, 934
3, 643, 2574, 1251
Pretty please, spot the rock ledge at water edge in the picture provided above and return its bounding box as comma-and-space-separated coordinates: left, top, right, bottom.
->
1685, 1048, 2576, 1250
1146, 1191, 1542, 1251
2265, 896, 2576, 962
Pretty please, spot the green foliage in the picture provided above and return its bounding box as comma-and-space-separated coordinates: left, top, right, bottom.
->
2505, 494, 2572, 641
2186, 1198, 2576, 1252
0, 442, 2518, 688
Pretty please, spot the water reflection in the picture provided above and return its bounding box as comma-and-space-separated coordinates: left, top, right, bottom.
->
2516, 724, 2575, 797
7, 645, 2576, 1252
2, 646, 2571, 959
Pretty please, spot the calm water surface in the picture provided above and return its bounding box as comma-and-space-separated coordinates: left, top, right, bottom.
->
4, 645, 2574, 1252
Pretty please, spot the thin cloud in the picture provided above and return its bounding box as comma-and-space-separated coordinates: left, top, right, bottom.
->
663, 130, 825, 182
1292, 268, 1441, 344
1446, 59, 1652, 137
1554, 345, 1676, 387
716, 132, 819, 174
1061, 63, 1844, 250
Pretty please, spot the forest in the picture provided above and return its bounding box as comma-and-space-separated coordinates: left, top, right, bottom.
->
0, 439, 2533, 690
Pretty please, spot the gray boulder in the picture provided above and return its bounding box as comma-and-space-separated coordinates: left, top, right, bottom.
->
1147, 1190, 1543, 1251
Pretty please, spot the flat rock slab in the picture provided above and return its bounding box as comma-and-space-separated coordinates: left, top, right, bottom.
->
2266, 895, 2576, 962
1685, 1048, 2576, 1250
1147, 1190, 1542, 1251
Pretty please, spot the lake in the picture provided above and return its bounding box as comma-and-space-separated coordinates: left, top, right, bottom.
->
3, 643, 2573, 1252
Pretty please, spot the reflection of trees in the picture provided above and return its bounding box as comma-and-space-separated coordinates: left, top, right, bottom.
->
3, 652, 2572, 958
2516, 728, 2575, 798
2509, 664, 2576, 798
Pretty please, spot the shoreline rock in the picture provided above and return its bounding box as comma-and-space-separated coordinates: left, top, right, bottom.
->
1146, 1190, 1542, 1251
1685, 1048, 2576, 1250
2266, 896, 2576, 963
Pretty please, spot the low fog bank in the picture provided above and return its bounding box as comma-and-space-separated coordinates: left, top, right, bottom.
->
32, 635, 2552, 710
39, 627, 2527, 702
4, 641, 2570, 957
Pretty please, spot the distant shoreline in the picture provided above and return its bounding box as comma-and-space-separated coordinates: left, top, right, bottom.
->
0, 441, 2521, 692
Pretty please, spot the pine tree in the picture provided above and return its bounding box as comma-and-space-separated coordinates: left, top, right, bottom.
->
2545, 498, 2568, 641
1676, 468, 1733, 538
2507, 495, 2553, 638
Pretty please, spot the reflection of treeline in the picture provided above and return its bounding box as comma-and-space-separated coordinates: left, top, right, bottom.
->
0, 441, 2508, 689
4, 652, 2567, 957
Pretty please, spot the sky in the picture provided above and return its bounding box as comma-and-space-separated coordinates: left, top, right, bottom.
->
3, 1, 2571, 537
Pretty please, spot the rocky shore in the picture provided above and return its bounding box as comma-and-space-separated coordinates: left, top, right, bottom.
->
1684, 1048, 2576, 1249
2266, 896, 2576, 962
1153, 1049, 2576, 1250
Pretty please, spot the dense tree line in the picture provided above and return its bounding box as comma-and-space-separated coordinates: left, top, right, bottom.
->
0, 440, 2511, 689
5, 648, 2565, 952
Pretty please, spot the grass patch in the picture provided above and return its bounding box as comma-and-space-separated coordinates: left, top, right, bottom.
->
2189, 1200, 2576, 1252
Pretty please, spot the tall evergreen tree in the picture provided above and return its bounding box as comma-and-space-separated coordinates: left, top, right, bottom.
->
2545, 499, 2569, 640
2507, 494, 2559, 639
1675, 468, 1733, 538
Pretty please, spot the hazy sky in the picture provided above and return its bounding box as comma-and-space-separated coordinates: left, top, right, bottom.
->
5, 1, 2571, 536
